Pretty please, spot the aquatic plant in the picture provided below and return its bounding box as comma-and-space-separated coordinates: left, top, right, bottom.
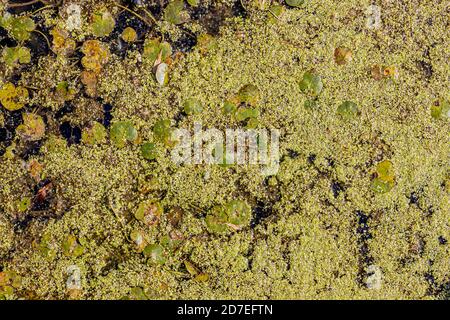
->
430, 98, 450, 120
135, 200, 163, 227
62, 235, 84, 258
143, 243, 166, 265
121, 27, 137, 43
81, 122, 107, 145
183, 98, 203, 115
110, 121, 138, 148
0, 13, 35, 42
337, 101, 360, 119
16, 113, 45, 141
205, 200, 252, 234
285, 0, 304, 8
141, 142, 157, 160
371, 160, 395, 193
164, 0, 188, 25
51, 28, 76, 56
143, 38, 172, 66
299, 71, 323, 96
0, 82, 28, 111
334, 47, 353, 65
2, 46, 31, 67
153, 119, 176, 147
90, 10, 115, 38
238, 84, 260, 106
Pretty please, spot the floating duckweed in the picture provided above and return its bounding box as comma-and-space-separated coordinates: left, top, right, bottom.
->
337, 101, 360, 119
110, 121, 138, 148
50, 28, 76, 56
153, 119, 176, 147
299, 71, 323, 96
135, 201, 163, 227
238, 84, 260, 106
17, 197, 31, 212
141, 142, 157, 160
371, 160, 395, 193
81, 122, 107, 145
160, 231, 183, 252
430, 99, 450, 120
143, 38, 172, 66
164, 0, 188, 25
0, 13, 35, 42
285, 0, 304, 7
2, 46, 31, 66
334, 47, 353, 65
0, 83, 28, 111
16, 113, 45, 141
183, 98, 203, 115
143, 244, 166, 265
62, 235, 84, 258
90, 10, 115, 37
205, 200, 252, 234
121, 27, 137, 43
304, 99, 319, 110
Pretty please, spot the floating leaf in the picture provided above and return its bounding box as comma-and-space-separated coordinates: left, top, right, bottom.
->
51, 28, 76, 56
431, 99, 450, 120
0, 13, 35, 41
0, 83, 28, 111
371, 160, 395, 193
90, 11, 115, 37
183, 98, 203, 115
187, 0, 199, 6
337, 101, 360, 119
205, 200, 251, 234
55, 81, 76, 102
121, 27, 137, 43
164, 0, 188, 25
299, 71, 323, 96
81, 40, 110, 74
2, 46, 31, 66
267, 5, 285, 24
135, 201, 163, 226
62, 235, 84, 258
235, 108, 260, 122
223, 100, 237, 114
82, 122, 107, 145
153, 119, 176, 147
16, 113, 45, 141
17, 197, 31, 212
238, 84, 260, 106
110, 121, 138, 148
141, 142, 157, 160
285, 0, 304, 7
143, 38, 172, 65
334, 47, 353, 65
143, 244, 166, 265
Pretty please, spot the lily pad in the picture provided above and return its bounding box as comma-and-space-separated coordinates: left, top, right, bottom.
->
0, 83, 28, 111
299, 71, 323, 96
110, 121, 138, 148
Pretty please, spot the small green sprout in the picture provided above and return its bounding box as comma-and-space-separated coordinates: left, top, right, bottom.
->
337, 101, 360, 119
299, 71, 323, 96
90, 10, 115, 37
183, 98, 203, 115
81, 122, 107, 145
153, 119, 176, 147
16, 113, 45, 141
164, 0, 188, 25
0, 83, 29, 111
143, 244, 166, 265
238, 84, 260, 106
135, 200, 163, 227
0, 13, 35, 42
285, 0, 304, 7
371, 160, 395, 193
141, 142, 157, 160
110, 121, 138, 148
2, 46, 31, 67
121, 27, 137, 43
431, 99, 450, 120
205, 200, 252, 234
62, 235, 84, 258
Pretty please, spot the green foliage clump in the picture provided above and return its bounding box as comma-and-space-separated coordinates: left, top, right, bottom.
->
0, 82, 28, 111
299, 71, 323, 96
153, 119, 176, 147
82, 122, 107, 145
141, 142, 157, 160
164, 0, 188, 25
337, 101, 360, 119
90, 10, 115, 37
183, 98, 203, 115
2, 46, 31, 67
431, 99, 450, 120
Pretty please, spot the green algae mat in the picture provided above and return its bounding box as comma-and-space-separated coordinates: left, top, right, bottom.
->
0, 0, 449, 300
